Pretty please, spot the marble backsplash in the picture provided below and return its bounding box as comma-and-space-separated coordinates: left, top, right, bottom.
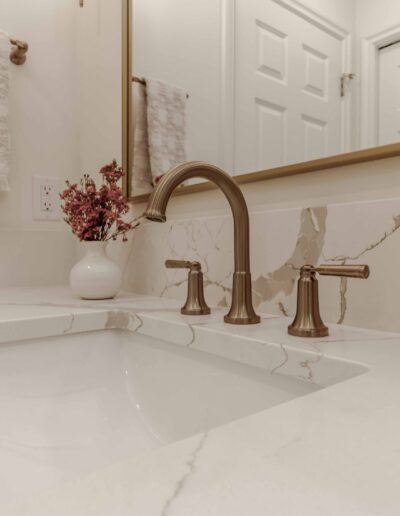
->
126, 198, 400, 333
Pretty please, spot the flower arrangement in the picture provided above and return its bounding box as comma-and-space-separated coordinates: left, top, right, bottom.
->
60, 161, 140, 242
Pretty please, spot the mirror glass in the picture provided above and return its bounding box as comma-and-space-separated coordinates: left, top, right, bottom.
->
76, 1, 123, 174
130, 0, 400, 195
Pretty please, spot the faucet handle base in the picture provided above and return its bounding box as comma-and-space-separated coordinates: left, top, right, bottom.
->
288, 264, 369, 338
165, 259, 210, 316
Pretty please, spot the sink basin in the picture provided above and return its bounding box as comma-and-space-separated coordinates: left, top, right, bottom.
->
0, 328, 364, 504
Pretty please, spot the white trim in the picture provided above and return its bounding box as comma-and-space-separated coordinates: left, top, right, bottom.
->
271, 0, 349, 40
341, 33, 353, 152
360, 24, 400, 148
219, 0, 236, 173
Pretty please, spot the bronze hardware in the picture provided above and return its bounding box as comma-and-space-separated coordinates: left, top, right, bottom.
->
9, 38, 28, 66
340, 72, 355, 97
132, 76, 146, 86
165, 259, 210, 315
132, 76, 189, 99
144, 161, 260, 325
288, 264, 370, 338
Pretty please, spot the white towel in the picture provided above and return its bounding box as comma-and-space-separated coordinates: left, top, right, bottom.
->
131, 78, 187, 193
0, 30, 10, 191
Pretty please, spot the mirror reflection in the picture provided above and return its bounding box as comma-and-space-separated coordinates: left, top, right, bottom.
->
131, 0, 400, 194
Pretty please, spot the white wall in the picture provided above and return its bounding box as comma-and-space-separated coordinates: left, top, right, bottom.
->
0, 0, 123, 287
355, 0, 400, 38
0, 0, 80, 230
0, 0, 80, 285
300, 0, 356, 31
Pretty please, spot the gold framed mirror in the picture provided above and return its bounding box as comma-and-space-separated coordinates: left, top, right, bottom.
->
123, 0, 400, 203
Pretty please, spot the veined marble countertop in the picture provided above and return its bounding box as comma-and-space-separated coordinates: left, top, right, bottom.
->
2, 286, 400, 515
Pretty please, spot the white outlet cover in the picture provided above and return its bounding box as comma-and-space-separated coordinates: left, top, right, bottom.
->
32, 176, 62, 221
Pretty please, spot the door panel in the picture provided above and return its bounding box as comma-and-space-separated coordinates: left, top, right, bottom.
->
235, 0, 345, 173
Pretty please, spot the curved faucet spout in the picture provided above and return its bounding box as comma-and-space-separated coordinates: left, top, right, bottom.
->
144, 161, 260, 325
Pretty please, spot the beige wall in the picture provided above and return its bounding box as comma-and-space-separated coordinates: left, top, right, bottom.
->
0, 0, 79, 230
300, 0, 356, 31
355, 0, 400, 37
0, 0, 122, 287
0, 0, 79, 286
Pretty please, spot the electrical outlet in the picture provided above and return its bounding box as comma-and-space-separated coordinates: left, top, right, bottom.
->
33, 176, 61, 221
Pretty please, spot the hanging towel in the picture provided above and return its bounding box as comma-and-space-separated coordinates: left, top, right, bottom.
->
132, 78, 187, 193
131, 82, 153, 193
0, 30, 10, 191
146, 79, 187, 183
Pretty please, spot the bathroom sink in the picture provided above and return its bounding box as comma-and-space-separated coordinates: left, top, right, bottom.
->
0, 328, 363, 504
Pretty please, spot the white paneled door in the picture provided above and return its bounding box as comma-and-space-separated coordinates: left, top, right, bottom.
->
234, 0, 347, 173
378, 41, 400, 145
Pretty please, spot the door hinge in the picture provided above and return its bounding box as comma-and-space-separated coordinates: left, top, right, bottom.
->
341, 73, 355, 97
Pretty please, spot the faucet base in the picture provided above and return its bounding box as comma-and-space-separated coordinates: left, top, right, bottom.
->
224, 272, 260, 325
288, 326, 329, 338
182, 308, 211, 316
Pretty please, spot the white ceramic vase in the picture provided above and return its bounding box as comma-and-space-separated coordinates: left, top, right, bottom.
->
70, 241, 122, 300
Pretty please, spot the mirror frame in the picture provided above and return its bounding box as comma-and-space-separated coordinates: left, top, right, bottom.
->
122, 0, 400, 204
121, 0, 132, 197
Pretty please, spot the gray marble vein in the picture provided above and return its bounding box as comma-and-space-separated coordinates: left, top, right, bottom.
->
62, 314, 75, 334
270, 342, 289, 375
322, 213, 400, 324
160, 432, 208, 516
252, 207, 327, 309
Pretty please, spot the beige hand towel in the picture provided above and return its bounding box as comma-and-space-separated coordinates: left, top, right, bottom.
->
0, 30, 10, 191
131, 82, 153, 194
146, 79, 187, 184
131, 78, 188, 193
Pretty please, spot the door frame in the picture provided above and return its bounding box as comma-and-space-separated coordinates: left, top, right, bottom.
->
360, 24, 400, 148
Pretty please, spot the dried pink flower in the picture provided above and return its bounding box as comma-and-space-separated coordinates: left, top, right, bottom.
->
60, 160, 140, 242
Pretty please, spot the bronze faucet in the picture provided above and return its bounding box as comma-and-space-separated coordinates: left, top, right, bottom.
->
144, 161, 260, 325
288, 264, 370, 337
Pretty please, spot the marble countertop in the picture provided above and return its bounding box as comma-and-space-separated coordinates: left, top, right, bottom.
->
2, 286, 400, 515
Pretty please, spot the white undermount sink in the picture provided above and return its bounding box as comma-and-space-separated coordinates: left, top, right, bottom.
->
0, 328, 366, 505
